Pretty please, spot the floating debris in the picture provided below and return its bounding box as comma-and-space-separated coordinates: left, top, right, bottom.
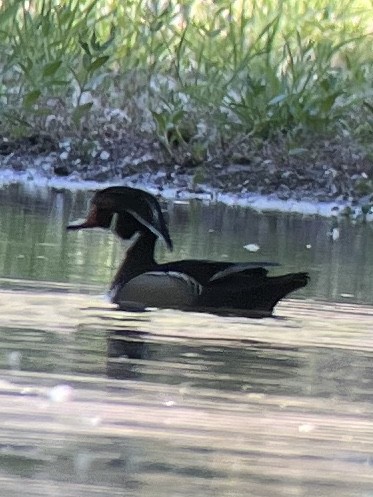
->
244, 243, 260, 252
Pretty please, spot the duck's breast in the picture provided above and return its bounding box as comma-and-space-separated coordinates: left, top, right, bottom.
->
114, 271, 202, 309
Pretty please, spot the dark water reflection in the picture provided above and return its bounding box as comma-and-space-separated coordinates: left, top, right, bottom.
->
107, 327, 373, 403
1, 183, 373, 496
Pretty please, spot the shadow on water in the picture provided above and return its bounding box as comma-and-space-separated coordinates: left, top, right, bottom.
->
1, 185, 373, 496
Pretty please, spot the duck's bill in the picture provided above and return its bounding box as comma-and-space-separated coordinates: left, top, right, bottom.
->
66, 206, 98, 230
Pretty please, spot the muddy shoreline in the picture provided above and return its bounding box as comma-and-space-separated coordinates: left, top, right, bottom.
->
0, 131, 372, 215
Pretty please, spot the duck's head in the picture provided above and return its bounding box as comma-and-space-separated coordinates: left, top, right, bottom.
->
67, 186, 173, 250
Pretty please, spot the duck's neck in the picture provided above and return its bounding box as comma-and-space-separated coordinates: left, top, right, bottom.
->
110, 230, 157, 290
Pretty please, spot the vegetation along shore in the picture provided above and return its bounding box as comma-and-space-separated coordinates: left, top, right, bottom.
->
0, 0, 372, 211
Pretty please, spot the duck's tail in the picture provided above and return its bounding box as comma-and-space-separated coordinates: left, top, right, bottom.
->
264, 272, 309, 311
199, 271, 309, 315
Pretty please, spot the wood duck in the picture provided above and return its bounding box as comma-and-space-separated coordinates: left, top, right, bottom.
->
67, 186, 309, 316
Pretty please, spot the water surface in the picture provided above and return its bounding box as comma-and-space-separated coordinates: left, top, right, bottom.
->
0, 184, 373, 496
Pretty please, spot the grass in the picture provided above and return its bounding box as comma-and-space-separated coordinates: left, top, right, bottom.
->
0, 0, 372, 167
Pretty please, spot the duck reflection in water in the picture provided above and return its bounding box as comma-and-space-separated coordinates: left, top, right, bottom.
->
67, 186, 309, 317
107, 330, 150, 380
106, 327, 301, 389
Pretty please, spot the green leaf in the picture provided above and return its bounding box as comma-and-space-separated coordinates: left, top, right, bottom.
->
0, 0, 23, 25
364, 101, 373, 114
171, 109, 185, 124
47, 79, 69, 87
208, 29, 221, 38
58, 6, 74, 25
152, 111, 167, 130
42, 60, 62, 77
88, 56, 110, 73
18, 59, 33, 75
90, 31, 99, 51
41, 15, 51, 37
320, 93, 339, 113
23, 90, 41, 108
72, 102, 93, 125
83, 53, 91, 70
150, 20, 163, 32
79, 40, 91, 56
100, 25, 116, 51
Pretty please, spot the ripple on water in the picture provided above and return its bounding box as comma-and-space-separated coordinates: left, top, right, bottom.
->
0, 284, 373, 496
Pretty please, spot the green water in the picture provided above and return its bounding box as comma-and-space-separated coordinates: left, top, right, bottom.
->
1, 183, 373, 497
1, 183, 373, 303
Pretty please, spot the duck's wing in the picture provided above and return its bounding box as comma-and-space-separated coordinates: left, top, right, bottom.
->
208, 262, 279, 282
157, 260, 279, 285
